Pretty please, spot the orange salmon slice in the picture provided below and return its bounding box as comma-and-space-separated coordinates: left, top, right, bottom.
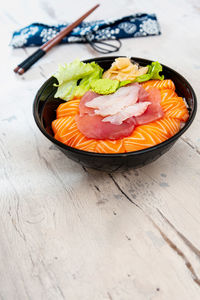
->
142, 80, 175, 91
95, 139, 125, 153
56, 99, 80, 119
161, 97, 189, 122
123, 117, 180, 152
160, 89, 178, 101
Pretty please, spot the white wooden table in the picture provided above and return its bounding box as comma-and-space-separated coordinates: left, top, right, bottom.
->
1, 0, 200, 299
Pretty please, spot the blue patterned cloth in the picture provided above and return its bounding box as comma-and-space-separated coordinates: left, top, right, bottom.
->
10, 13, 161, 48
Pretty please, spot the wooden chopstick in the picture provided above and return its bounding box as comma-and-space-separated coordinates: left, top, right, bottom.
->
14, 4, 100, 75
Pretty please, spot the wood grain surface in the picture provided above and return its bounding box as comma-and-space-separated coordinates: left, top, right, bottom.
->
0, 0, 200, 299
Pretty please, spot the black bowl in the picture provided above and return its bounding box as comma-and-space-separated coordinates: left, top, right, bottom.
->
33, 56, 197, 172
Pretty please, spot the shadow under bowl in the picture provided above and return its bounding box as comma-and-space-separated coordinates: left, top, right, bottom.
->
33, 56, 197, 172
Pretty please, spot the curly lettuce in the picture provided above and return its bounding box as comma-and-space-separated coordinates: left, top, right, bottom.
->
135, 61, 164, 83
54, 59, 103, 101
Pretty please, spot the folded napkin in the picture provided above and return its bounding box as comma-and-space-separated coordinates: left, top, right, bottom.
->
10, 13, 161, 48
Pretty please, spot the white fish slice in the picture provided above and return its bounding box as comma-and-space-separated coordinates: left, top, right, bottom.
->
102, 102, 151, 125
86, 84, 140, 116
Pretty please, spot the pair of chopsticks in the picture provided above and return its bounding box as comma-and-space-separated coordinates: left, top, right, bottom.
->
14, 4, 99, 75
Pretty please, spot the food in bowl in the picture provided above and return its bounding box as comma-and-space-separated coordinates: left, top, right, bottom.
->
51, 57, 189, 154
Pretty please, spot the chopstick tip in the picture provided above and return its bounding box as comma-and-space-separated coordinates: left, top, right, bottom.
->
14, 66, 20, 73
18, 68, 25, 75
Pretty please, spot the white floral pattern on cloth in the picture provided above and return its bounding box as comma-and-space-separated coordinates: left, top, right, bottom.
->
40, 28, 58, 43
10, 14, 161, 48
93, 28, 120, 40
10, 26, 39, 47
119, 22, 137, 34
11, 34, 28, 47
139, 19, 160, 35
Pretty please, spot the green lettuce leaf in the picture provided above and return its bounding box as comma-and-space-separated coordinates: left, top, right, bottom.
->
135, 61, 164, 83
119, 80, 132, 87
74, 62, 103, 97
54, 60, 103, 101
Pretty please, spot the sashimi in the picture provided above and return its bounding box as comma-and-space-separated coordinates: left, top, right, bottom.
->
123, 117, 181, 152
52, 116, 79, 145
142, 79, 175, 91
76, 84, 163, 139
86, 84, 140, 116
160, 89, 178, 101
135, 88, 164, 125
95, 139, 125, 153
76, 114, 135, 140
56, 99, 80, 118
79, 90, 98, 116
102, 102, 151, 125
52, 75, 189, 154
138, 85, 150, 102
84, 84, 163, 125
161, 96, 189, 122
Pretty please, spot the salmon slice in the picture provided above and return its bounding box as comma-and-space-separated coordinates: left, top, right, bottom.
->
52, 116, 77, 143
95, 139, 125, 153
160, 89, 178, 101
69, 133, 97, 152
124, 128, 162, 152
123, 117, 181, 152
56, 99, 80, 118
147, 117, 181, 138
52, 116, 96, 152
52, 117, 74, 134
161, 97, 189, 122
142, 80, 175, 91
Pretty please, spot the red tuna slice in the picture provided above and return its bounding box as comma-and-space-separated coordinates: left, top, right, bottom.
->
135, 87, 164, 125
127, 82, 149, 102
79, 91, 99, 116
138, 85, 150, 102
76, 114, 135, 140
